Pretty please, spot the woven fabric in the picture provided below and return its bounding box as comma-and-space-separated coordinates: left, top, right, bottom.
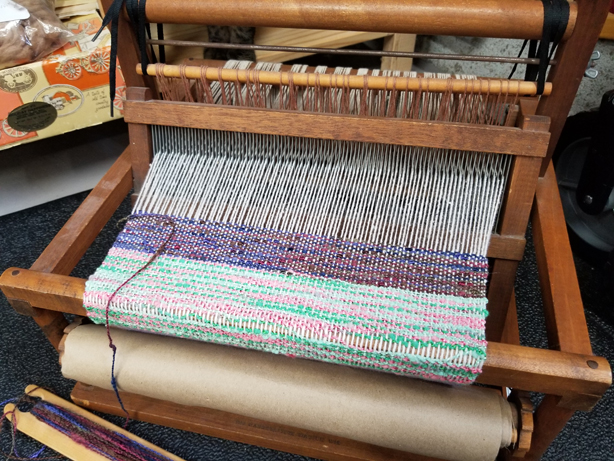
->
84, 214, 489, 385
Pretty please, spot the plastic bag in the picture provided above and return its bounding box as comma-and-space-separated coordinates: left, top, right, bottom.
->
0, 0, 73, 70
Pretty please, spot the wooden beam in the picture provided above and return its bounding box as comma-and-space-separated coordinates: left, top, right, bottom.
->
124, 100, 551, 157
488, 111, 550, 342
487, 234, 526, 261
0, 270, 87, 316
532, 163, 593, 355
486, 259, 520, 342
477, 342, 610, 411
143, 0, 576, 41
31, 149, 132, 276
127, 88, 154, 197
497, 115, 550, 236
500, 291, 521, 346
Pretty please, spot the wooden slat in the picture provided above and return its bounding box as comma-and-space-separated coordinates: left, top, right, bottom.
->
497, 127, 549, 236
18, 149, 131, 350
124, 100, 551, 157
500, 291, 521, 346
486, 259, 520, 342
71, 383, 440, 461
143, 0, 576, 41
486, 111, 550, 343
487, 234, 525, 261
127, 88, 154, 196
532, 163, 592, 355
30, 149, 132, 276
537, 0, 612, 174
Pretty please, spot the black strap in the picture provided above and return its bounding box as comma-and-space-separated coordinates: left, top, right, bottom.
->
94, 0, 157, 116
509, 0, 569, 95
157, 23, 165, 63
93, 0, 124, 116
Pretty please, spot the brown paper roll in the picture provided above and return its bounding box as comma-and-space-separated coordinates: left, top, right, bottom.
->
62, 325, 514, 461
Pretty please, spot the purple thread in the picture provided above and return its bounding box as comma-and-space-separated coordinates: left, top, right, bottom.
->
103, 214, 176, 428
112, 214, 489, 298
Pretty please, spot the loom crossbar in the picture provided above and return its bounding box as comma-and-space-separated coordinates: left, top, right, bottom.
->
142, 0, 577, 41
123, 99, 551, 158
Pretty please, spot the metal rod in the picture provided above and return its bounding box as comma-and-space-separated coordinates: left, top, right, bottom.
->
147, 39, 557, 66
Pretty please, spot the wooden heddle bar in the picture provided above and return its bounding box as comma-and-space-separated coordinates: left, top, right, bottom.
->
138, 63, 553, 96
142, 0, 577, 40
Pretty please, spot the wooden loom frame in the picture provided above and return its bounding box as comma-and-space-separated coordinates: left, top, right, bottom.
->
1, 1, 612, 460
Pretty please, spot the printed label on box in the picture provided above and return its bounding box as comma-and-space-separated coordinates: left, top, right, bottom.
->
0, 13, 125, 150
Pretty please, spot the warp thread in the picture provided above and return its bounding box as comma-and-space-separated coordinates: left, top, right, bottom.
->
1, 388, 175, 461
157, 61, 519, 127
102, 214, 176, 426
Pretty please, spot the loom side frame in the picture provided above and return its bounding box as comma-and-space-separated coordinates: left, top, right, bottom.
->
0, 153, 610, 460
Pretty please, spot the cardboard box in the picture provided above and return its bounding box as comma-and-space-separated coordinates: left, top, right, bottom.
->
0, 13, 125, 150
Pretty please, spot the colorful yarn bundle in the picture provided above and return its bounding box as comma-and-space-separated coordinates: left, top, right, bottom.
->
2, 390, 176, 461
85, 215, 489, 385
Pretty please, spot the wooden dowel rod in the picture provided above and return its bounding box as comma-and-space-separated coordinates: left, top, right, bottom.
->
139, 64, 553, 96
144, 0, 576, 41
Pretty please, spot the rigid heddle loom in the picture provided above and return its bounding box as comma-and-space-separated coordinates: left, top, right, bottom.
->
0, 1, 612, 461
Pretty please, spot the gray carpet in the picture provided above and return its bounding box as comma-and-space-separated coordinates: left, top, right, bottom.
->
1, 191, 613, 460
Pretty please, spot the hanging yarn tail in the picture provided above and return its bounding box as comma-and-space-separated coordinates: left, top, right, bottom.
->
102, 214, 176, 427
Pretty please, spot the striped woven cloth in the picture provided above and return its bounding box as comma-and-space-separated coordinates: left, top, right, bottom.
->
84, 213, 489, 385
